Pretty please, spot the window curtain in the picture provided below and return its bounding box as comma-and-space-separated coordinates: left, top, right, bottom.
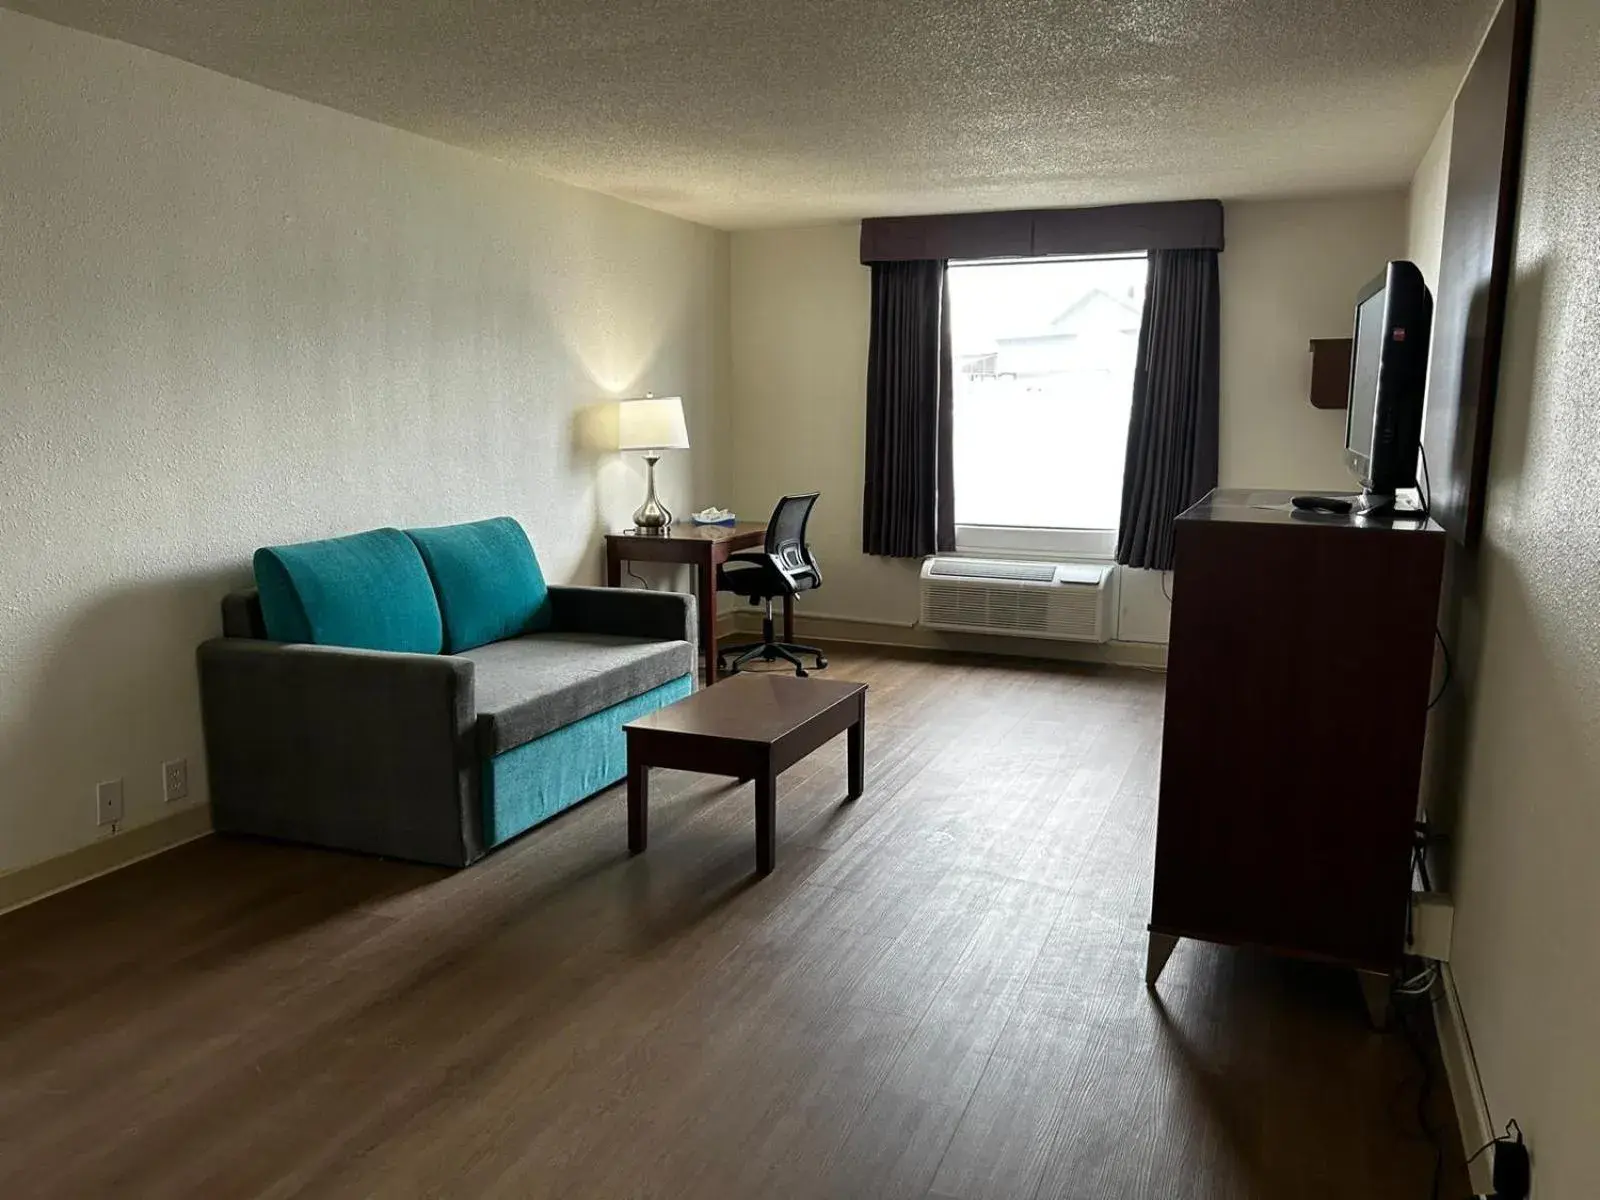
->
1115, 249, 1221, 570
862, 259, 955, 558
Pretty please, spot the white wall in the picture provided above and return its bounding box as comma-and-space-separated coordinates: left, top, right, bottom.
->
0, 11, 727, 878
1405, 0, 1600, 1188
1407, 115, 1455, 291
1217, 192, 1409, 490
727, 192, 1407, 644
727, 224, 917, 623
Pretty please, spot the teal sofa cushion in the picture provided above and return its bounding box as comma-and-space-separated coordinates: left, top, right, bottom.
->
253, 528, 443, 653
406, 517, 552, 653
483, 673, 694, 846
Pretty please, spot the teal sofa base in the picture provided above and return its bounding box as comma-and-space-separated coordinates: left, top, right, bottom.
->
483, 673, 694, 847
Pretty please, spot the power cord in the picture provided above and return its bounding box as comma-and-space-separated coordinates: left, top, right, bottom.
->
1391, 964, 1528, 1200
1391, 977, 1445, 1200
1159, 569, 1172, 603
1427, 628, 1454, 710
1412, 817, 1439, 893
1466, 1120, 1530, 1199
1405, 819, 1434, 949
1396, 963, 1440, 997
626, 566, 652, 590
1418, 443, 1435, 519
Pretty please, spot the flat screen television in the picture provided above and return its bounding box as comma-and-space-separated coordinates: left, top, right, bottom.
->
1345, 261, 1433, 514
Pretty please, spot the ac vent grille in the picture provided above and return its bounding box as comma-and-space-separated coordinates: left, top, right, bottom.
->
919, 558, 1113, 643
923, 582, 1054, 633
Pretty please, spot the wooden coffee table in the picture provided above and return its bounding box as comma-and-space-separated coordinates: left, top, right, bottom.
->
623, 673, 867, 875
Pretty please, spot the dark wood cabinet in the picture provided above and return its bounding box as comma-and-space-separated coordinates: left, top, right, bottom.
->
1146, 489, 1444, 1014
1308, 338, 1353, 409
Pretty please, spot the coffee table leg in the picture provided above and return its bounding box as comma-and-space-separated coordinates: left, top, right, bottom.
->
754, 767, 776, 876
628, 760, 649, 854
847, 708, 865, 801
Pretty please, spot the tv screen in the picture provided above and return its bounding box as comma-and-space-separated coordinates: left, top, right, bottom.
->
1346, 289, 1386, 462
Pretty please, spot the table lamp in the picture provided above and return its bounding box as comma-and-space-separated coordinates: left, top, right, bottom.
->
617, 394, 689, 533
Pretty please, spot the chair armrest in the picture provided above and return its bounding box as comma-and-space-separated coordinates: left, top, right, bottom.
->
547, 585, 697, 652
196, 639, 482, 866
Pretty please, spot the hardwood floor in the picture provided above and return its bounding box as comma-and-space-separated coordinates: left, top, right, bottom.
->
0, 650, 1464, 1198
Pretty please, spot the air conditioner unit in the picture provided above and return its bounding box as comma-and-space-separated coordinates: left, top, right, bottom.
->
919, 557, 1115, 643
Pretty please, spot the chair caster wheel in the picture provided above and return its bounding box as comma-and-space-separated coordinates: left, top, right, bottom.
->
815, 656, 828, 669
795, 667, 809, 678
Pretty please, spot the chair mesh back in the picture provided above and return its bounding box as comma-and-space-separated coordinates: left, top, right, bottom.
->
766, 493, 819, 573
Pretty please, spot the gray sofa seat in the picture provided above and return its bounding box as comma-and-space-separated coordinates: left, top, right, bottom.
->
459, 631, 694, 756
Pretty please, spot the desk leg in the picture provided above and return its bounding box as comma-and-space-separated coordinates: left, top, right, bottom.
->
783, 595, 795, 643
698, 556, 718, 686
606, 549, 622, 588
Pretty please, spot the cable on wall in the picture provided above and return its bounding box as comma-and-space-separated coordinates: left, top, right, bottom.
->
1418, 443, 1435, 519
1427, 628, 1453, 710
1390, 974, 1446, 1200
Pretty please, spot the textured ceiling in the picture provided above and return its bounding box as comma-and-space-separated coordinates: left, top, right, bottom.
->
9, 0, 1496, 228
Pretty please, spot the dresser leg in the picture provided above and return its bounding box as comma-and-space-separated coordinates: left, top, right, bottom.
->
1145, 933, 1179, 987
1357, 969, 1393, 1029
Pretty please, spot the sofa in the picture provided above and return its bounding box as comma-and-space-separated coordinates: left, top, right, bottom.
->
197, 517, 695, 867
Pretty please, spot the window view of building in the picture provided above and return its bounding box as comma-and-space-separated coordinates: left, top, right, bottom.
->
948, 255, 1147, 534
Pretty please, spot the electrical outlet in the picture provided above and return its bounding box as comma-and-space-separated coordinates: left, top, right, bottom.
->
96, 779, 124, 827
1408, 891, 1454, 961
162, 758, 189, 803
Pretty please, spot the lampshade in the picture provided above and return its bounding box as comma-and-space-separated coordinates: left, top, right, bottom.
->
617, 395, 689, 451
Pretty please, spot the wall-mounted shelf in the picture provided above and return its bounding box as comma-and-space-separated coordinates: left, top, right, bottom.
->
1308, 338, 1352, 410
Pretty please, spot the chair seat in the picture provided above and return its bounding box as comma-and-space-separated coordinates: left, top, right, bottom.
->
457, 632, 694, 755
718, 559, 801, 601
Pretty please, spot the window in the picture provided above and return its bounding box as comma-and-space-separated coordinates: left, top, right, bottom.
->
948, 255, 1147, 556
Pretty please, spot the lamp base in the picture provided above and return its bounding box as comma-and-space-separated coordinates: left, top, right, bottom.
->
631, 506, 672, 534
632, 453, 672, 534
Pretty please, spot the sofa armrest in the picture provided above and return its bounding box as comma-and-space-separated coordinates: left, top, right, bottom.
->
197, 639, 482, 867
547, 585, 696, 653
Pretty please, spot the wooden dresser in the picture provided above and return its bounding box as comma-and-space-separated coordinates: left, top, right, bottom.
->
1146, 489, 1445, 1020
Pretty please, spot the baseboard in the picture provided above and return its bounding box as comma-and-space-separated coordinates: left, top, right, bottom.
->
722, 610, 1167, 670
0, 805, 213, 917
1437, 962, 1495, 1193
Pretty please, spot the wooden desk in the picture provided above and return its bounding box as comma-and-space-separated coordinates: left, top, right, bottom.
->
604, 523, 792, 686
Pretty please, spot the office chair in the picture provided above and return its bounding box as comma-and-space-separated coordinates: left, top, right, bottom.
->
715, 493, 828, 677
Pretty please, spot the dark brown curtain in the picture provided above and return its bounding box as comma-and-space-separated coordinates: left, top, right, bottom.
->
1116, 249, 1220, 570
863, 259, 955, 557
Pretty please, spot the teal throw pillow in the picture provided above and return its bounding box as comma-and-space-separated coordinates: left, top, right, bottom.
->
405, 517, 552, 653
253, 527, 444, 653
